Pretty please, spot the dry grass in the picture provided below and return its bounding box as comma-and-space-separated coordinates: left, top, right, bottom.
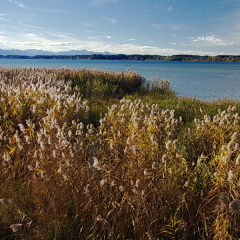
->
1, 67, 240, 239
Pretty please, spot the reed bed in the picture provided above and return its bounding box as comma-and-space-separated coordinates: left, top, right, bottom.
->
1, 67, 240, 239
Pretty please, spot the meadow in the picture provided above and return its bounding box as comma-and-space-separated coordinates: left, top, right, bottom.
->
1, 67, 240, 239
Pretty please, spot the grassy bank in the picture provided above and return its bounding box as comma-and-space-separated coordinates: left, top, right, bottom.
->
1, 67, 240, 239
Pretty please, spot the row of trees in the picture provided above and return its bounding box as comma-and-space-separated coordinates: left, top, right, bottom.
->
1, 54, 240, 62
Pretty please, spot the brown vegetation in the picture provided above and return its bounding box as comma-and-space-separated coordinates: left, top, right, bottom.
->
1, 67, 240, 239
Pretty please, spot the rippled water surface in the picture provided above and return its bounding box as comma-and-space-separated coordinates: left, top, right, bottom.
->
0, 59, 240, 101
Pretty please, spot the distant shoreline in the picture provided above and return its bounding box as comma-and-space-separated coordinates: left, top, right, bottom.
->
1, 54, 240, 62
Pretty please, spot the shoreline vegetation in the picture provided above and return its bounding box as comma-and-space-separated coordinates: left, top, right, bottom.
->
1, 67, 240, 239
1, 54, 240, 62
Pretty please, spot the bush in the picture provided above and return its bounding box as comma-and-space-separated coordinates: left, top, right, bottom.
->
56, 68, 145, 99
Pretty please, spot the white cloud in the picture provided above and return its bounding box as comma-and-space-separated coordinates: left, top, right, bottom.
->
0, 28, 237, 56
151, 23, 184, 30
82, 22, 95, 27
23, 33, 38, 38
168, 6, 173, 12
151, 23, 162, 29
0, 18, 11, 22
0, 31, 174, 54
109, 44, 219, 56
190, 35, 233, 46
171, 25, 182, 30
86, 35, 102, 40
17, 22, 40, 29
0, 35, 7, 40
8, 0, 69, 13
102, 16, 117, 24
128, 38, 136, 41
45, 32, 75, 40
106, 35, 112, 39
8, 0, 25, 8
18, 3, 24, 8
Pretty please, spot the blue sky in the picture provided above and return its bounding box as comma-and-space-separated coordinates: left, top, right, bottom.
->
0, 0, 240, 55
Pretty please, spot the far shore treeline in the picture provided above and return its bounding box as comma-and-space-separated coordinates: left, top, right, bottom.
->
1, 54, 240, 62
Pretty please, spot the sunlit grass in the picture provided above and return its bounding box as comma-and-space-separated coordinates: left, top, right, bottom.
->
1, 67, 240, 239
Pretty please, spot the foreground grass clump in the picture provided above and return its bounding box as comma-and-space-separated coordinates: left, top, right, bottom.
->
1, 67, 240, 239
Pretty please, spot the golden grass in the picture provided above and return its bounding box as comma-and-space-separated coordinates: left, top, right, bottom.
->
1, 67, 240, 239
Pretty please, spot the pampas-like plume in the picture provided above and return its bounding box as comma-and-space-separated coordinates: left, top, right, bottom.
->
18, 123, 25, 132
10, 224, 22, 232
152, 162, 158, 170
0, 198, 10, 206
3, 152, 11, 162
228, 170, 234, 182
236, 155, 240, 165
229, 199, 240, 213
219, 192, 228, 205
92, 157, 101, 170
166, 140, 172, 150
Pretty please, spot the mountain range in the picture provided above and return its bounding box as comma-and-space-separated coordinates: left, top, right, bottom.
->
0, 48, 112, 56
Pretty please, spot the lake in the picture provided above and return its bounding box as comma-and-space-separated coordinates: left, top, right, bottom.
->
0, 58, 240, 101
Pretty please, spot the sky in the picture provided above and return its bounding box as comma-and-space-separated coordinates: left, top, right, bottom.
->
0, 0, 240, 55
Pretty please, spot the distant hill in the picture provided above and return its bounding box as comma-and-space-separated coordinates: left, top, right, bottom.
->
0, 48, 112, 56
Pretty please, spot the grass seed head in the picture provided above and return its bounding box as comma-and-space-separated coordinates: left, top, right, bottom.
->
236, 155, 240, 165
213, 171, 219, 179
184, 181, 190, 188
228, 170, 234, 182
3, 152, 11, 162
100, 179, 107, 187
111, 201, 118, 208
219, 192, 228, 205
136, 179, 140, 188
10, 224, 22, 232
222, 155, 229, 164
166, 140, 172, 150
144, 169, 149, 175
235, 143, 239, 151
227, 141, 234, 154
18, 123, 25, 132
27, 165, 33, 171
92, 157, 101, 170
110, 180, 116, 187
229, 199, 240, 213
96, 215, 102, 221
0, 198, 10, 206
162, 154, 167, 163
84, 184, 90, 195
231, 132, 238, 141
152, 162, 158, 170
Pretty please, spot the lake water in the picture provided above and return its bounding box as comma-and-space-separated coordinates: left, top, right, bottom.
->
0, 58, 240, 101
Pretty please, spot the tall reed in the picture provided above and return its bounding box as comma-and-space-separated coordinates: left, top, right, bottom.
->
1, 67, 240, 239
